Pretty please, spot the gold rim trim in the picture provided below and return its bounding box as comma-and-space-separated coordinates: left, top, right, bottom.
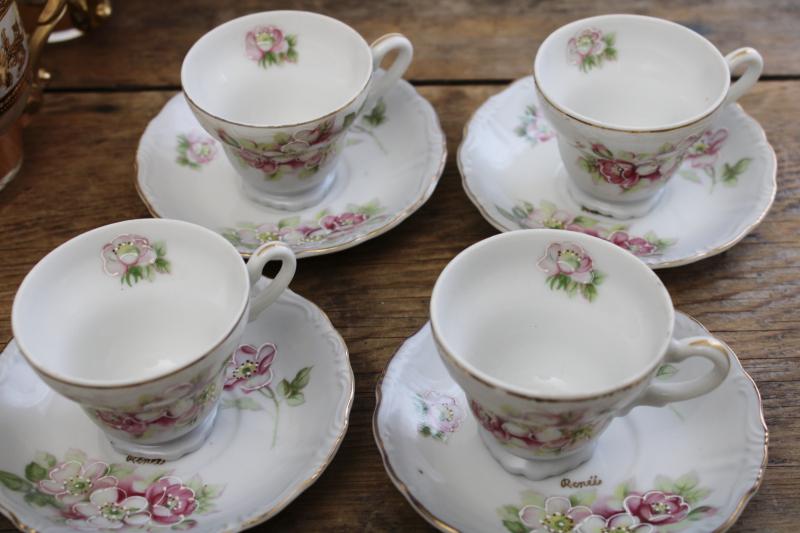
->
457, 79, 778, 270
0, 294, 355, 533
373, 316, 768, 533
135, 89, 448, 260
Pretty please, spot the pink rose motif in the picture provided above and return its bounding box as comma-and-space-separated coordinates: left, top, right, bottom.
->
686, 128, 729, 171
246, 26, 288, 60
224, 343, 276, 392
70, 486, 150, 529
186, 135, 217, 165
596, 159, 641, 189
523, 208, 574, 230
579, 512, 654, 533
609, 231, 656, 257
238, 149, 279, 175
101, 235, 157, 277
519, 496, 594, 532
95, 411, 149, 437
568, 28, 606, 62
38, 461, 117, 505
320, 212, 368, 232
417, 391, 464, 439
145, 476, 197, 526
538, 242, 594, 285
624, 491, 690, 525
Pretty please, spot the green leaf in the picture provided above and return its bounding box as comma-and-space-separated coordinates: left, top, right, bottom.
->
34, 452, 57, 470
733, 157, 752, 174
419, 425, 432, 437
363, 99, 387, 127
286, 392, 305, 406
291, 367, 312, 390
25, 462, 48, 483
0, 471, 32, 492
154, 257, 170, 274
278, 216, 300, 229
656, 364, 678, 379
221, 397, 263, 411
107, 463, 135, 479
502, 520, 528, 533
613, 480, 633, 501
286, 35, 297, 47
278, 379, 291, 398
497, 505, 521, 522
64, 449, 86, 463
25, 491, 56, 507
569, 490, 597, 507
511, 205, 529, 219
688, 505, 712, 520
678, 169, 702, 183
496, 206, 518, 223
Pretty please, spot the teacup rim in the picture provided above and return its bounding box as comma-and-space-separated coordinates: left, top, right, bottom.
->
11, 218, 250, 390
181, 10, 374, 129
532, 13, 731, 133
429, 229, 675, 402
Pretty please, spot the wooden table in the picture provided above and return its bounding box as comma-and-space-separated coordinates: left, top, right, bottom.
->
1, 1, 797, 531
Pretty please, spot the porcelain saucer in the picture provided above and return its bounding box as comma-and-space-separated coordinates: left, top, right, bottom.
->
136, 75, 446, 258
374, 313, 767, 532
0, 289, 353, 532
459, 77, 777, 268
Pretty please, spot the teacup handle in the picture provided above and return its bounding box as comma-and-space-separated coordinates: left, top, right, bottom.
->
246, 242, 297, 321
368, 33, 413, 102
619, 336, 731, 415
724, 47, 763, 105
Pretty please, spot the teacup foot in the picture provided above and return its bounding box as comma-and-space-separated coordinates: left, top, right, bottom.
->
106, 406, 218, 461
562, 167, 663, 220
241, 170, 336, 211
478, 427, 595, 481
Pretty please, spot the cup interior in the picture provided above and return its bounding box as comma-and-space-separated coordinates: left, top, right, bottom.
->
534, 15, 729, 130
182, 11, 373, 127
430, 230, 674, 398
12, 219, 249, 387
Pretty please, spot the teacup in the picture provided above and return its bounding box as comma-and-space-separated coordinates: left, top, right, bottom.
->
533, 14, 762, 219
182, 10, 413, 210
430, 229, 731, 480
11, 219, 296, 460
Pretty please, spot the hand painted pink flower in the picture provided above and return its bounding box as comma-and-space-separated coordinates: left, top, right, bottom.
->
38, 461, 116, 505
186, 134, 217, 165
238, 149, 279, 175
596, 159, 641, 189
519, 496, 594, 532
246, 26, 288, 61
631, 160, 663, 182
224, 343, 276, 392
145, 476, 197, 526
523, 209, 574, 230
564, 223, 602, 238
320, 212, 368, 232
686, 128, 729, 170
624, 491, 690, 525
568, 28, 606, 62
608, 231, 656, 256
420, 391, 464, 434
101, 235, 157, 277
578, 512, 654, 533
538, 242, 594, 284
95, 411, 148, 436
71, 486, 150, 529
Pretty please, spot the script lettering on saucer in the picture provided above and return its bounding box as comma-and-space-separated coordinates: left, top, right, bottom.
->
126, 455, 166, 465
561, 475, 602, 489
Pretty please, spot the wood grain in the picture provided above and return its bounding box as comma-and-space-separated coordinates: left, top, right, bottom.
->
0, 78, 798, 531
20, 0, 800, 90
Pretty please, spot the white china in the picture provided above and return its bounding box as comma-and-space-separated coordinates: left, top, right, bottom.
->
11, 218, 296, 460
430, 229, 731, 480
137, 76, 446, 258
459, 76, 776, 268
182, 10, 413, 210
0, 289, 353, 532
374, 313, 767, 532
534, 14, 762, 218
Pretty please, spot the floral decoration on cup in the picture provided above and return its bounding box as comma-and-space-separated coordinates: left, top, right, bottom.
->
0, 449, 222, 530
678, 128, 752, 189
498, 472, 715, 532
497, 200, 674, 257
515, 104, 555, 145
567, 28, 617, 72
538, 242, 604, 302
101, 235, 170, 287
176, 133, 218, 170
245, 26, 298, 68
414, 391, 464, 442
575, 137, 699, 193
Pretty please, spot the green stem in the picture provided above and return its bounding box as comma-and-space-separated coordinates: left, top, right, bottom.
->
258, 386, 280, 448
351, 125, 388, 154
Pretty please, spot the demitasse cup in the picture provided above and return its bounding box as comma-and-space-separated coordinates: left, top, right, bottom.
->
533, 15, 763, 219
430, 229, 732, 480
11, 219, 296, 460
181, 11, 413, 210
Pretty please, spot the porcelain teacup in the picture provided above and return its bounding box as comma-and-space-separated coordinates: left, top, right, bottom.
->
11, 218, 296, 460
181, 10, 413, 210
430, 229, 732, 480
533, 14, 762, 219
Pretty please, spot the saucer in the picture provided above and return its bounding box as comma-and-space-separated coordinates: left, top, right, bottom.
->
374, 313, 767, 532
459, 77, 777, 268
0, 289, 353, 532
136, 76, 446, 258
